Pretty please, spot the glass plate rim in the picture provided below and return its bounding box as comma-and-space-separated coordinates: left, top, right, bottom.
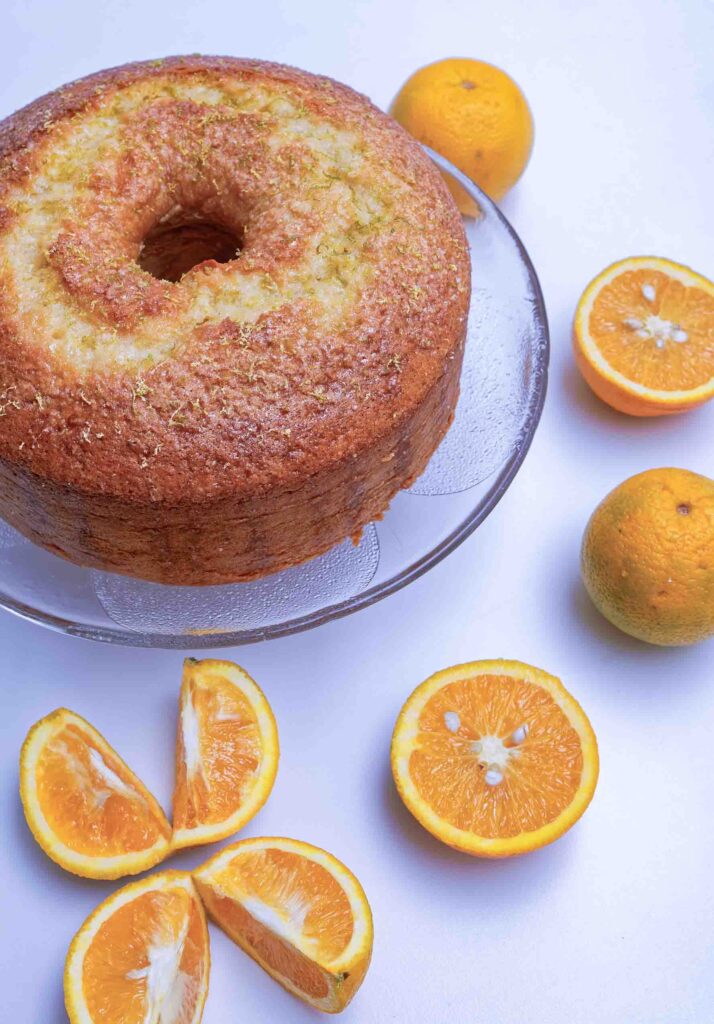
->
0, 150, 549, 648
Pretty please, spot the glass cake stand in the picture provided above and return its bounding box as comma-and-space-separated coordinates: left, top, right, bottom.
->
0, 152, 549, 648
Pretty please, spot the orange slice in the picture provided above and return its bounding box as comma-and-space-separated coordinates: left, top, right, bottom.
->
172, 659, 279, 850
573, 256, 714, 416
194, 837, 373, 1013
20, 708, 171, 879
391, 660, 599, 857
64, 870, 210, 1024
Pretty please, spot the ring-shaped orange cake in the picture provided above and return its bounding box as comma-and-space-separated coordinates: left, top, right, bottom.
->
0, 56, 470, 584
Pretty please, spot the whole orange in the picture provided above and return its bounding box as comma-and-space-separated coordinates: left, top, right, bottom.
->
581, 468, 714, 646
390, 57, 534, 211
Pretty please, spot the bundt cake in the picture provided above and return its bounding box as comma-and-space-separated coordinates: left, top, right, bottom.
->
0, 56, 470, 584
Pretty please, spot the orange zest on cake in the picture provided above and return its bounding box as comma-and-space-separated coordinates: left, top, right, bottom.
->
0, 56, 470, 583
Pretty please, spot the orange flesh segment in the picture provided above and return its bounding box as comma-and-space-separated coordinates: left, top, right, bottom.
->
173, 673, 263, 832
207, 848, 353, 975
36, 723, 169, 855
590, 269, 714, 390
207, 892, 330, 998
410, 674, 584, 838
82, 886, 207, 1024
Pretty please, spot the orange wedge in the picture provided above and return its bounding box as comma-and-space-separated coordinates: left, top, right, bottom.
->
194, 837, 373, 1013
391, 660, 599, 857
20, 708, 171, 879
573, 256, 714, 416
172, 659, 279, 850
64, 870, 210, 1024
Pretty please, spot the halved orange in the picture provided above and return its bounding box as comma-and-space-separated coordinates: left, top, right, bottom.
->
574, 256, 714, 416
391, 660, 599, 857
194, 837, 373, 1013
172, 659, 279, 850
64, 870, 210, 1024
20, 708, 172, 879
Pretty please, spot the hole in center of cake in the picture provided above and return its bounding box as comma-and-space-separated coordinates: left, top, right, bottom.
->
138, 209, 243, 282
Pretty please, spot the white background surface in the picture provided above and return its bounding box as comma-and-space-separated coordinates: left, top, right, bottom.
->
1, 1, 713, 1021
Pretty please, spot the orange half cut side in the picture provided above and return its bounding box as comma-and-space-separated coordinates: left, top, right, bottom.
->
574, 256, 714, 416
391, 660, 599, 856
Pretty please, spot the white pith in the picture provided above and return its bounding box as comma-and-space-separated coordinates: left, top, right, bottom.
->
180, 688, 207, 787
126, 918, 192, 1024
471, 730, 525, 786
88, 746, 147, 806
241, 891, 316, 952
623, 311, 689, 349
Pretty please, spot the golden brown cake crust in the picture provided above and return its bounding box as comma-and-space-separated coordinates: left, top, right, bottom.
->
0, 56, 470, 583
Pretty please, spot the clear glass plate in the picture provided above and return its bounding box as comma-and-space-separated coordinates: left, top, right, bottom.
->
0, 152, 549, 647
